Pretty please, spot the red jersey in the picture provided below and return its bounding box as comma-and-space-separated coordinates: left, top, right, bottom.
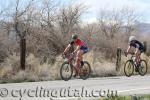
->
71, 39, 87, 48
75, 39, 84, 46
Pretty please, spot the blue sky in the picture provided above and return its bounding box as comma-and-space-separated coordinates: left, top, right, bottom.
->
1, 0, 150, 23
62, 0, 150, 23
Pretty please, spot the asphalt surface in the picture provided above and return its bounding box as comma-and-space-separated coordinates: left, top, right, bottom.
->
0, 75, 150, 100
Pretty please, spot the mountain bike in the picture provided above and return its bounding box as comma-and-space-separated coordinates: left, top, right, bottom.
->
124, 52, 147, 77
60, 53, 91, 81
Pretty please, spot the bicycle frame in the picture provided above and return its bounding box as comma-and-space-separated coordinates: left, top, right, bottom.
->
129, 53, 141, 68
63, 53, 82, 74
130, 55, 136, 61
63, 53, 75, 66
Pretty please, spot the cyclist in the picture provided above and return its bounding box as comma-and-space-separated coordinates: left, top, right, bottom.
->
126, 36, 145, 71
63, 34, 89, 76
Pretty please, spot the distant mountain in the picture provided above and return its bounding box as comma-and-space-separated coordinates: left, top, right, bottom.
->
135, 22, 150, 36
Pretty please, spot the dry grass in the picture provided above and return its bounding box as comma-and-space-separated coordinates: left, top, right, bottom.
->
84, 51, 117, 77
0, 51, 150, 83
92, 61, 117, 77
0, 51, 117, 83
0, 53, 61, 83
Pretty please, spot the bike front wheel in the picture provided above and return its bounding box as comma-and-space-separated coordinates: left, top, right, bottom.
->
124, 60, 134, 77
138, 60, 147, 76
60, 62, 73, 81
80, 61, 91, 80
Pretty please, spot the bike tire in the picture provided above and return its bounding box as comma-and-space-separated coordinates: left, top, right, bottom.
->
60, 62, 73, 81
138, 60, 147, 76
124, 60, 134, 77
80, 61, 91, 80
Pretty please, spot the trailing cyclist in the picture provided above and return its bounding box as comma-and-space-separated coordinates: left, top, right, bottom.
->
125, 36, 145, 72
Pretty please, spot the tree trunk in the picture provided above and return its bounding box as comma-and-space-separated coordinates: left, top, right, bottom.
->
20, 38, 26, 70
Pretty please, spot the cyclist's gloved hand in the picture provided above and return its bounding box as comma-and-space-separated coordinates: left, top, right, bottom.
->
62, 52, 66, 58
63, 51, 67, 55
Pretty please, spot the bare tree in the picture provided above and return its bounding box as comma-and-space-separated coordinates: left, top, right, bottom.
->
121, 7, 141, 41
98, 9, 123, 39
13, 0, 34, 70
98, 7, 140, 39
97, 7, 141, 58
32, 0, 63, 63
57, 3, 86, 41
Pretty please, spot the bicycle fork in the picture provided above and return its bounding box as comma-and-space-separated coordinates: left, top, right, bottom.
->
134, 61, 140, 72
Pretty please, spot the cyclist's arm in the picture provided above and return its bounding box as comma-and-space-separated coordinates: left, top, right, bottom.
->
63, 44, 71, 54
73, 45, 81, 54
127, 46, 131, 54
135, 48, 139, 54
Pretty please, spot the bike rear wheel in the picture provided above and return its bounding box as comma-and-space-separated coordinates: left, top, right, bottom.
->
60, 62, 73, 81
124, 60, 134, 77
138, 60, 147, 76
80, 61, 91, 80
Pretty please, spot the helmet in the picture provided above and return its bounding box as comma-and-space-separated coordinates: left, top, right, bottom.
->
72, 34, 78, 40
129, 36, 136, 42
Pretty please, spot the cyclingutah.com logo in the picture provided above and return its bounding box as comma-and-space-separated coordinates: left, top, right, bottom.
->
0, 86, 118, 100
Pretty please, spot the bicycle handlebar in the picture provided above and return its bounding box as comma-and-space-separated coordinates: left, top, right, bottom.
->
130, 52, 135, 55
124, 51, 135, 57
62, 53, 75, 60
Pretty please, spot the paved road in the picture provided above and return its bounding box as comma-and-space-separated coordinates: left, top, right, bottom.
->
0, 75, 150, 100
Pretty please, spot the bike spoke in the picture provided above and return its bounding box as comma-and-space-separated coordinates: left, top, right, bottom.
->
124, 60, 134, 77
60, 62, 73, 81
128, 63, 132, 73
80, 61, 91, 80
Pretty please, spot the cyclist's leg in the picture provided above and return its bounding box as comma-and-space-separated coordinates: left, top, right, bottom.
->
80, 46, 88, 66
135, 48, 141, 65
75, 50, 84, 73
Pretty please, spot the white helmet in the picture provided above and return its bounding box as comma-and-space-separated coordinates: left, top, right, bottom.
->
129, 36, 136, 42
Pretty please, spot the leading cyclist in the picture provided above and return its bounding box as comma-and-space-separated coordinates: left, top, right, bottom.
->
63, 34, 89, 76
